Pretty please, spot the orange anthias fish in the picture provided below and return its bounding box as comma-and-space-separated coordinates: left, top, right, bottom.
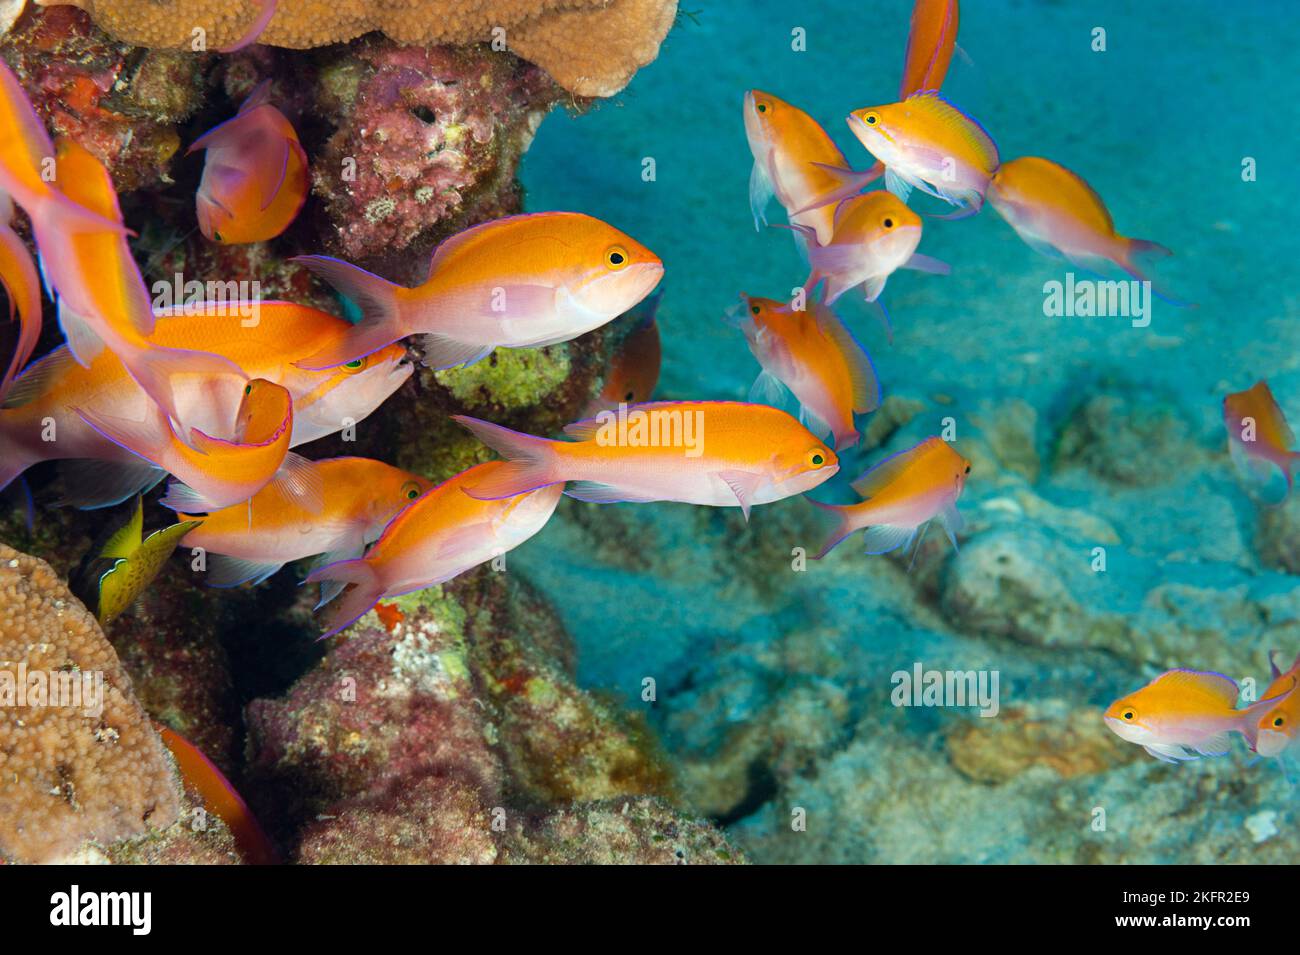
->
291, 211, 663, 371
788, 190, 948, 307
899, 0, 960, 99
986, 156, 1187, 304
584, 290, 662, 416
76, 378, 311, 514
455, 401, 839, 520
155, 723, 280, 865
848, 91, 998, 218
0, 193, 42, 403
178, 457, 432, 594
0, 304, 409, 507
37, 139, 244, 433
1254, 651, 1300, 759
306, 461, 565, 638
189, 80, 308, 244
1104, 669, 1284, 763
744, 90, 880, 245
727, 294, 878, 452
810, 435, 970, 559
1222, 380, 1300, 501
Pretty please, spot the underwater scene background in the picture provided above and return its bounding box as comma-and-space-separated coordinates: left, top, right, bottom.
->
0, 0, 1298, 865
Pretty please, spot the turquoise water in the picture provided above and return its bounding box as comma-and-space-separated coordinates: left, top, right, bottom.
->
512, 0, 1300, 862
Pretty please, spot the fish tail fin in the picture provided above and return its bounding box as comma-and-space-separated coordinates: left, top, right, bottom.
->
304, 558, 384, 639
0, 223, 44, 404
452, 415, 562, 499
291, 256, 408, 370
123, 345, 246, 436
1121, 237, 1193, 307
806, 498, 858, 559
789, 162, 885, 216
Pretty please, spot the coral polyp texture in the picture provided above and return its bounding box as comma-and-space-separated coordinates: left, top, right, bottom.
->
39, 0, 679, 96
0, 544, 181, 863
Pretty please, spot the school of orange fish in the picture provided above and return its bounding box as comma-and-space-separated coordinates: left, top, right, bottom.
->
0, 0, 1295, 776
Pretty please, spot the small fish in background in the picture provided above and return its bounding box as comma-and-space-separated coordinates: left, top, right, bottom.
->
584, 290, 662, 416
178, 457, 431, 599
727, 293, 878, 452
848, 91, 998, 218
0, 191, 42, 402
189, 79, 308, 244
37, 138, 246, 435
744, 90, 880, 245
306, 461, 565, 639
155, 723, 280, 865
1253, 651, 1300, 762
455, 401, 839, 520
70, 496, 201, 626
1222, 380, 1300, 503
784, 190, 949, 312
0, 308, 409, 509
290, 211, 663, 371
986, 156, 1189, 305
1104, 669, 1284, 764
76, 378, 316, 514
809, 435, 969, 559
899, 0, 960, 99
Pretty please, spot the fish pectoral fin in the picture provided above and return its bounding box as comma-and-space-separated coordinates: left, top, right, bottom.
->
860, 523, 917, 555
902, 252, 951, 275
272, 452, 324, 514
748, 369, 793, 409
158, 480, 221, 514
56, 300, 106, 367
937, 503, 965, 551
414, 333, 494, 371
1193, 733, 1233, 758
717, 469, 764, 522
203, 554, 285, 589
884, 168, 914, 204
564, 481, 657, 505
55, 459, 167, 511
748, 159, 774, 231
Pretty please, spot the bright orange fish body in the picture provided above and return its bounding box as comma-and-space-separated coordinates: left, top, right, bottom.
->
179, 457, 431, 589
0, 193, 42, 403
811, 436, 969, 558
189, 81, 308, 244
729, 294, 878, 452
455, 401, 839, 519
849, 91, 998, 217
0, 304, 409, 507
987, 156, 1183, 302
1222, 380, 1300, 500
744, 90, 879, 245
1104, 669, 1283, 763
293, 212, 663, 372
307, 461, 564, 638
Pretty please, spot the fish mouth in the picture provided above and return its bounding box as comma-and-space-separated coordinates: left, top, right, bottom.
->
848, 112, 894, 146
1103, 715, 1149, 742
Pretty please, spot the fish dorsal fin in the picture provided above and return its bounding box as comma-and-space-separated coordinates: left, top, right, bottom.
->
100, 495, 144, 560
811, 304, 879, 414
902, 90, 997, 165
2, 345, 76, 408
1250, 381, 1295, 447
1154, 669, 1239, 707
850, 438, 936, 499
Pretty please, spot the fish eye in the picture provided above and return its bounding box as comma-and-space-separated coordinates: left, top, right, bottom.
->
401, 480, 421, 501
1122, 711, 1134, 721
243, 384, 252, 396
882, 217, 894, 229
213, 230, 223, 241
751, 305, 761, 315
624, 390, 635, 401
808, 449, 827, 468
343, 357, 367, 372
757, 102, 768, 113
1275, 716, 1286, 727
965, 464, 971, 474
605, 245, 629, 270
864, 112, 879, 126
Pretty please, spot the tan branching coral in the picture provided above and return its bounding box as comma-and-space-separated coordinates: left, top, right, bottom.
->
37, 0, 679, 96
0, 544, 180, 863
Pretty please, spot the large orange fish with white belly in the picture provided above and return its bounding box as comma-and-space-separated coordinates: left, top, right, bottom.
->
179, 457, 432, 592
986, 156, 1187, 304
1104, 669, 1287, 763
810, 436, 969, 559
455, 401, 839, 520
0, 304, 409, 508
292, 212, 663, 371
306, 461, 564, 638
728, 294, 878, 452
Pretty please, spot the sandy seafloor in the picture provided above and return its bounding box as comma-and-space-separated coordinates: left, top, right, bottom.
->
505, 0, 1300, 862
